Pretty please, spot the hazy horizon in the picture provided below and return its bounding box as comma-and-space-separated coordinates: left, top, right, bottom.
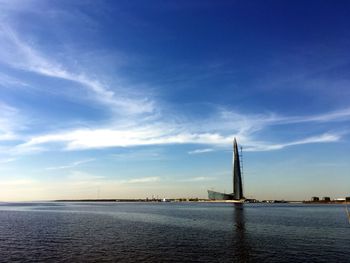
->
0, 0, 349, 201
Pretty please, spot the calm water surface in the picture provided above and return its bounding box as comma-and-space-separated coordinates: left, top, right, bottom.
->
0, 202, 348, 262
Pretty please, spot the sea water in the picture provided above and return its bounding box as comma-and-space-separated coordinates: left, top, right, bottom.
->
0, 202, 348, 262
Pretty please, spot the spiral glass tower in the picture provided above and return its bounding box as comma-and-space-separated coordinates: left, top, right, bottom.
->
207, 138, 244, 200
233, 138, 243, 200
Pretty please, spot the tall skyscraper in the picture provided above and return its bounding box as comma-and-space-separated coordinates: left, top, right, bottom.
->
207, 138, 244, 200
233, 138, 243, 200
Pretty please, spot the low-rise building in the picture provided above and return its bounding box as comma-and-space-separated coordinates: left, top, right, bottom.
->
311, 197, 319, 202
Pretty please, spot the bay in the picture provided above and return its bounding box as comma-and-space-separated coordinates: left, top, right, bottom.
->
0, 202, 348, 262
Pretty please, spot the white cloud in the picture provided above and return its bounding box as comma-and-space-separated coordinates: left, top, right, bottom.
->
15, 120, 343, 153
126, 177, 160, 184
111, 149, 164, 161
188, 148, 214, 154
0, 72, 28, 88
275, 107, 350, 124
45, 158, 95, 170
181, 177, 215, 182
245, 133, 341, 151
0, 24, 348, 155
16, 126, 234, 151
10, 105, 346, 154
0, 102, 22, 141
67, 171, 105, 182
0, 158, 16, 164
65, 172, 159, 185
0, 25, 154, 115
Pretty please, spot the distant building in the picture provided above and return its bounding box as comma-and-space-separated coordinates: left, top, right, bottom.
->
323, 197, 331, 202
335, 198, 345, 201
245, 198, 258, 203
208, 138, 244, 201
311, 197, 319, 202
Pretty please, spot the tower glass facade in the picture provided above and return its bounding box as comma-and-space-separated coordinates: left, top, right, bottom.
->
233, 138, 243, 200
207, 138, 244, 200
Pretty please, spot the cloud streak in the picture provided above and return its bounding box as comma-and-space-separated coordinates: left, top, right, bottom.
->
245, 133, 341, 151
0, 103, 22, 141
15, 126, 343, 153
0, 158, 16, 164
0, 72, 28, 88
45, 159, 95, 170
188, 148, 214, 154
126, 177, 160, 184
0, 25, 154, 115
6, 104, 347, 155
0, 18, 349, 156
181, 177, 215, 182
274, 107, 350, 125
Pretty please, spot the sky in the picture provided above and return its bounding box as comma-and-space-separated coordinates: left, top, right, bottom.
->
0, 0, 349, 201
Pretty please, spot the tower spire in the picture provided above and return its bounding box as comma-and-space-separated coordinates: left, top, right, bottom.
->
233, 138, 243, 200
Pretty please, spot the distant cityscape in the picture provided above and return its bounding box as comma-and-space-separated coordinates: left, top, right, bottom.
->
56, 139, 350, 205
55, 196, 350, 204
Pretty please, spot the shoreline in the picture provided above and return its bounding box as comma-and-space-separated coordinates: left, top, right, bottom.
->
50, 199, 349, 204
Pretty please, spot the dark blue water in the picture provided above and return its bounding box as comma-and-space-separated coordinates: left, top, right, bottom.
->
0, 202, 348, 262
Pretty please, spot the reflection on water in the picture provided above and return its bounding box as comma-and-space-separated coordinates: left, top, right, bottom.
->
233, 204, 250, 262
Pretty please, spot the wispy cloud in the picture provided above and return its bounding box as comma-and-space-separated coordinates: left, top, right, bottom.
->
274, 107, 350, 125
111, 149, 164, 161
0, 22, 349, 155
45, 158, 95, 170
246, 133, 341, 151
0, 158, 16, 164
65, 172, 159, 185
181, 176, 215, 182
17, 126, 233, 151
188, 148, 214, 154
67, 171, 105, 182
0, 72, 28, 88
12, 107, 347, 154
0, 102, 22, 141
0, 25, 154, 115
126, 177, 160, 184
66, 173, 159, 185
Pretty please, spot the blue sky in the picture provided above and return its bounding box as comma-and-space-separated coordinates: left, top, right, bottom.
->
0, 0, 349, 201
